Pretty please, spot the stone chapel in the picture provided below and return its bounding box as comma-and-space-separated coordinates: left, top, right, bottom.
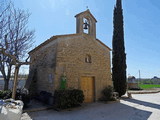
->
25, 9, 112, 102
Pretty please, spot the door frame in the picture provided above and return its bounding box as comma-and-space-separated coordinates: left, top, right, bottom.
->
80, 76, 96, 102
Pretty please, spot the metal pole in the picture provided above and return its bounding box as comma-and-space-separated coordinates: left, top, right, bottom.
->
138, 70, 141, 87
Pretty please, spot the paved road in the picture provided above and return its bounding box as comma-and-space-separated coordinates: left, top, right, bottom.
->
25, 93, 160, 120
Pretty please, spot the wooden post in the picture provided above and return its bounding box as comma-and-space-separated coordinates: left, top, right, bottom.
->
12, 65, 20, 99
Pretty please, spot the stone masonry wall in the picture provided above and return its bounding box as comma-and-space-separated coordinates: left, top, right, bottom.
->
55, 33, 112, 100
29, 39, 58, 94
28, 33, 112, 100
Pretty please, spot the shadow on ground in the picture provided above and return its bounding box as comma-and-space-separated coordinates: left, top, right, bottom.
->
123, 98, 160, 110
27, 102, 152, 120
23, 99, 52, 112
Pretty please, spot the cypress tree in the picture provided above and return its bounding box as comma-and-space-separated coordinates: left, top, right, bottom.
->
112, 0, 127, 97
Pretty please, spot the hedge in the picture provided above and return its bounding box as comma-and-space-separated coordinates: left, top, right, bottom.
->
54, 89, 84, 109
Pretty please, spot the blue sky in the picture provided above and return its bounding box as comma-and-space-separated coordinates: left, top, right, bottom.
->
12, 0, 160, 78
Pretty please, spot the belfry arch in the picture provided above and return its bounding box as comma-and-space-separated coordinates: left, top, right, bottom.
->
75, 9, 97, 38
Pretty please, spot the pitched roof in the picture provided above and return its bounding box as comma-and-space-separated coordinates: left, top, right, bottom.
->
75, 9, 97, 22
96, 39, 111, 51
29, 33, 111, 54
29, 36, 57, 54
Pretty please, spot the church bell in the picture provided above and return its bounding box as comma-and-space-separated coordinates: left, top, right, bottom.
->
83, 20, 89, 30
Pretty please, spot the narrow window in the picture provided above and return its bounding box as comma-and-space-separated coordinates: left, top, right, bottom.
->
85, 54, 91, 63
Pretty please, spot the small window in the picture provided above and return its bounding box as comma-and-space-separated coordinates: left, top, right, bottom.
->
85, 54, 91, 63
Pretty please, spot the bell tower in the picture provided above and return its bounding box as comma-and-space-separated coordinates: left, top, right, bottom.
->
75, 9, 97, 39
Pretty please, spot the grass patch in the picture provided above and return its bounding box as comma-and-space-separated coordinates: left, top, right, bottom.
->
139, 84, 160, 89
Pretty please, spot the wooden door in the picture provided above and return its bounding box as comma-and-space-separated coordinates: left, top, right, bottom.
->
81, 77, 94, 103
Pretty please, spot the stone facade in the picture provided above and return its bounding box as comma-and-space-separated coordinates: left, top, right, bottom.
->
26, 10, 112, 101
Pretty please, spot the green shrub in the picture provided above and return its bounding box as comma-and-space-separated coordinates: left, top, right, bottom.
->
100, 86, 115, 101
0, 89, 30, 107
54, 89, 84, 109
0, 90, 12, 99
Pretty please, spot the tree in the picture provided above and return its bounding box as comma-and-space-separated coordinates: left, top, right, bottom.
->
0, 37, 30, 99
112, 0, 127, 97
0, 2, 34, 90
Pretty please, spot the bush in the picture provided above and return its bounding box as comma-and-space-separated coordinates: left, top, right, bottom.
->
100, 86, 115, 101
16, 88, 30, 107
0, 88, 30, 107
0, 90, 12, 99
129, 88, 143, 90
54, 89, 84, 109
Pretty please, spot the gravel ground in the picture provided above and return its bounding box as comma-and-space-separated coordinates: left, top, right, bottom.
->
24, 93, 160, 120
